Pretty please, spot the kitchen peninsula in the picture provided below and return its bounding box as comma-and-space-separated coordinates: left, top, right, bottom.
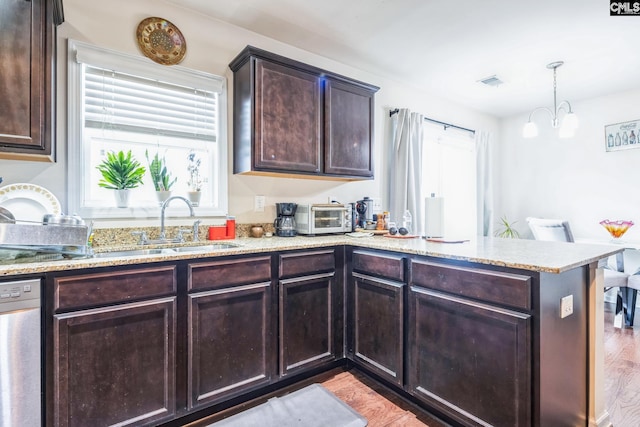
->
2, 236, 619, 427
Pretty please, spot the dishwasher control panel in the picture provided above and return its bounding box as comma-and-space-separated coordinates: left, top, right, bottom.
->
0, 279, 41, 309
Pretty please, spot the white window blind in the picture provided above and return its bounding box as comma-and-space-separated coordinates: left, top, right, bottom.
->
84, 66, 217, 141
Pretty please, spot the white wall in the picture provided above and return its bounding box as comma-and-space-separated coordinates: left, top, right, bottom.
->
0, 0, 498, 226
498, 88, 640, 243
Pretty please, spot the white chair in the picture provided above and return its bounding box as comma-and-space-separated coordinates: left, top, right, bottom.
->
526, 217, 630, 325
526, 217, 574, 242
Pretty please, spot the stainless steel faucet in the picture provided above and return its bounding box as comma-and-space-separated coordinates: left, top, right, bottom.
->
192, 220, 201, 242
160, 196, 195, 240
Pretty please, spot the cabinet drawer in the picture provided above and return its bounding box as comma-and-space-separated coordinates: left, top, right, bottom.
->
54, 265, 177, 311
411, 260, 531, 310
189, 256, 272, 291
279, 249, 335, 278
353, 250, 404, 282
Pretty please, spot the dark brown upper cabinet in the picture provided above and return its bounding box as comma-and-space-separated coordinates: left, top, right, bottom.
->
229, 46, 378, 180
252, 59, 322, 173
0, 0, 63, 162
324, 79, 376, 177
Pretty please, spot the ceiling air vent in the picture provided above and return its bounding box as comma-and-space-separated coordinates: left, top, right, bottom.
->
478, 75, 504, 87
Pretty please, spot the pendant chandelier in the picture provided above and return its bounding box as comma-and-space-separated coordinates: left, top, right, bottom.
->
522, 61, 578, 139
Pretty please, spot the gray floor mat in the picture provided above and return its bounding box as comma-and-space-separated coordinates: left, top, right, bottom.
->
208, 383, 367, 427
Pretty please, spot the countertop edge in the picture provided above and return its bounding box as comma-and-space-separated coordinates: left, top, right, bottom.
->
0, 236, 623, 276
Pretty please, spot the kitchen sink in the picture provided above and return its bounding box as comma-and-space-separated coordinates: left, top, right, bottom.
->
92, 248, 176, 258
92, 243, 240, 258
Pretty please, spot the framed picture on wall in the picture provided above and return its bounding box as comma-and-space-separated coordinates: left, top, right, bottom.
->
604, 119, 640, 152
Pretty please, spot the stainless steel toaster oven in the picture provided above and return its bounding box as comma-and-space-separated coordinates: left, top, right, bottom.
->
294, 204, 353, 235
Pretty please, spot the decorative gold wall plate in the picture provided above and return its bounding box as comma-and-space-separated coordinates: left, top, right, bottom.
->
136, 17, 186, 65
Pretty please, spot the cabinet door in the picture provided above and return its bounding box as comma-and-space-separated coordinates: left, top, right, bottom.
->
187, 282, 273, 409
53, 298, 177, 427
324, 79, 375, 177
254, 59, 322, 173
351, 272, 404, 386
0, 0, 54, 159
279, 272, 336, 376
408, 286, 531, 427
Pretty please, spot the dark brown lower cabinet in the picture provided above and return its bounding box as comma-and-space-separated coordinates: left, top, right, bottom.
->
53, 298, 177, 427
43, 247, 590, 427
187, 282, 273, 409
408, 285, 531, 427
49, 265, 178, 427
279, 272, 336, 376
351, 272, 404, 386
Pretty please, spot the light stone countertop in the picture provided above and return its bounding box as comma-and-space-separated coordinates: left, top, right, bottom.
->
0, 235, 622, 277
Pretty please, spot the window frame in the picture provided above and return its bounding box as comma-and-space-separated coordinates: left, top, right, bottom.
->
67, 39, 228, 220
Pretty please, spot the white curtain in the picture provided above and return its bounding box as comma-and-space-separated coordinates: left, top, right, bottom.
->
475, 130, 493, 237
389, 109, 424, 236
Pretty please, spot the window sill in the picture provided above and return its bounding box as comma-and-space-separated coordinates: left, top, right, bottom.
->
77, 205, 227, 220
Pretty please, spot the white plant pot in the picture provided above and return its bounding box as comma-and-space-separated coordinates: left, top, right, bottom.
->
156, 190, 172, 205
114, 189, 130, 208
187, 191, 201, 207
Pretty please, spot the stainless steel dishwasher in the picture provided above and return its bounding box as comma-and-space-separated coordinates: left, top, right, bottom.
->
0, 278, 42, 427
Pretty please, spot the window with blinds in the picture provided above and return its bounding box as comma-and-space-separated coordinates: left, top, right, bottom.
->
67, 39, 228, 219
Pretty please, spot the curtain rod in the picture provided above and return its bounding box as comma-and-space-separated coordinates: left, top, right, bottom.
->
389, 108, 475, 135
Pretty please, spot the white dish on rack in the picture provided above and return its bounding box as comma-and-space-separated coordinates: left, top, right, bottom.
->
0, 183, 61, 223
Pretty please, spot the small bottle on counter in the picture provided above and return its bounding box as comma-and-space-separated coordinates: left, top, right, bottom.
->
376, 212, 386, 230
402, 210, 413, 234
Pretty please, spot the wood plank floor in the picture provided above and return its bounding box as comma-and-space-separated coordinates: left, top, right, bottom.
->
321, 370, 449, 427
604, 303, 640, 427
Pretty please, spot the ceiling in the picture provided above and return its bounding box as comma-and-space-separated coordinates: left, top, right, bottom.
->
166, 0, 640, 118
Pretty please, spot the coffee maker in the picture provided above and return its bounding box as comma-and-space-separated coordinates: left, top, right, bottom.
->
355, 197, 373, 228
274, 203, 298, 237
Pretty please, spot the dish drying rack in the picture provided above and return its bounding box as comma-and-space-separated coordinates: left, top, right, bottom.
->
0, 217, 93, 258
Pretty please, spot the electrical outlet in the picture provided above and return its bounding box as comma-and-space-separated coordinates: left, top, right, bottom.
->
254, 195, 266, 212
371, 197, 383, 212
560, 294, 574, 319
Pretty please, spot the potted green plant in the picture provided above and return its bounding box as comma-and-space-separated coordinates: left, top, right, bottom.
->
96, 150, 146, 208
186, 150, 203, 206
146, 149, 177, 204
495, 215, 520, 238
